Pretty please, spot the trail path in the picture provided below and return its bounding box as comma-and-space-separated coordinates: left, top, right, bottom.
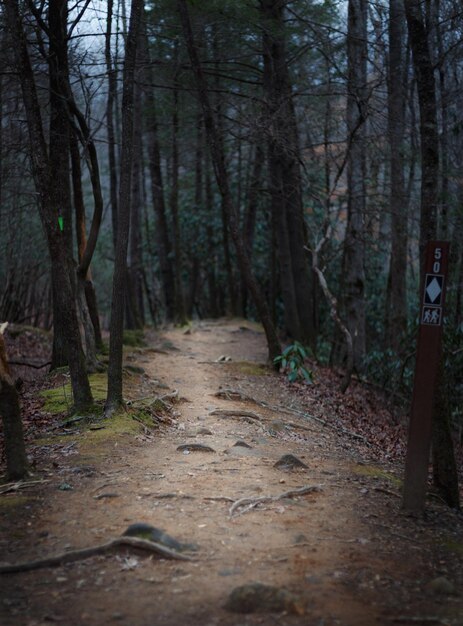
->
1, 320, 462, 626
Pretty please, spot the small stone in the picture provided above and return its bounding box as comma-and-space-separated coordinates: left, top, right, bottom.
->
233, 440, 252, 449
58, 482, 73, 491
426, 576, 457, 596
197, 428, 213, 436
273, 454, 308, 470
177, 443, 216, 453
224, 582, 305, 615
218, 568, 241, 577
267, 420, 287, 435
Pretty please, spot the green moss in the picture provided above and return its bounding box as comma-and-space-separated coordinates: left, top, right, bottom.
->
352, 464, 402, 488
132, 409, 155, 427
78, 410, 143, 453
41, 373, 108, 414
123, 329, 146, 347
227, 361, 270, 376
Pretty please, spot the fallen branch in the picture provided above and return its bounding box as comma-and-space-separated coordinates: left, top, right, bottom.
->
0, 479, 49, 496
0, 536, 193, 574
229, 485, 322, 517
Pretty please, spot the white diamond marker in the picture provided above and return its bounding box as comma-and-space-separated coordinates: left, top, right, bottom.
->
426, 278, 441, 303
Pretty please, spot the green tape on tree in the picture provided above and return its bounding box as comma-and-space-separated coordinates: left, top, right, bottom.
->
58, 216, 64, 231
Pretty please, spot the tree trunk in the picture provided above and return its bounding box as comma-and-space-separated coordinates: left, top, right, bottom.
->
48, 0, 75, 370
241, 143, 264, 317
142, 25, 175, 321
70, 130, 103, 361
342, 0, 367, 373
170, 43, 187, 325
211, 27, 237, 316
177, 0, 281, 362
432, 361, 460, 508
385, 0, 408, 353
0, 330, 28, 480
405, 0, 459, 509
205, 156, 219, 317
105, 0, 119, 251
4, 0, 93, 411
126, 76, 144, 330
261, 0, 314, 348
106, 0, 143, 413
404, 0, 439, 267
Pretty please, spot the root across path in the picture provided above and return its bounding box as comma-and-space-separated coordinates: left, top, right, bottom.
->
0, 320, 462, 626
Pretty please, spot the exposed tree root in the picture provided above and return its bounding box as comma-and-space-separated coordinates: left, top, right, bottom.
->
214, 388, 371, 446
209, 409, 262, 421
0, 536, 194, 574
229, 484, 322, 517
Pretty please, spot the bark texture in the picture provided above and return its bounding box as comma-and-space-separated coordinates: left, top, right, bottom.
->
261, 0, 314, 347
0, 331, 28, 480
342, 0, 367, 372
4, 0, 93, 411
106, 0, 143, 412
385, 0, 408, 352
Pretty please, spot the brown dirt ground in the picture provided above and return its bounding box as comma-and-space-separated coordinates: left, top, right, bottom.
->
1, 319, 462, 626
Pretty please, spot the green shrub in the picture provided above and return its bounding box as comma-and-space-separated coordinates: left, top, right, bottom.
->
274, 341, 313, 384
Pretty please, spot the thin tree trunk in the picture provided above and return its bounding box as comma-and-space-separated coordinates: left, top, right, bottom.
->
105, 0, 119, 251
205, 155, 219, 317
385, 0, 408, 353
241, 144, 264, 317
142, 24, 175, 321
106, 0, 143, 413
177, 0, 281, 362
170, 43, 187, 324
126, 77, 144, 330
342, 0, 367, 372
70, 131, 103, 362
211, 27, 237, 316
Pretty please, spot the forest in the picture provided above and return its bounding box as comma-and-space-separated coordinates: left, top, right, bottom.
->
1, 0, 463, 520
1, 1, 463, 623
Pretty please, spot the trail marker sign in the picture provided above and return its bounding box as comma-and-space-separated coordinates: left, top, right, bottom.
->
402, 241, 450, 513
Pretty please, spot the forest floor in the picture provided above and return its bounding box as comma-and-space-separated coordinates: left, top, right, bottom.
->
1, 319, 463, 626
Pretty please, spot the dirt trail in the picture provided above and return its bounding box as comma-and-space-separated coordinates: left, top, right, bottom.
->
1, 320, 462, 626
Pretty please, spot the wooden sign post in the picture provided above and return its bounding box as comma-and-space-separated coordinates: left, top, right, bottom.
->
402, 241, 450, 513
